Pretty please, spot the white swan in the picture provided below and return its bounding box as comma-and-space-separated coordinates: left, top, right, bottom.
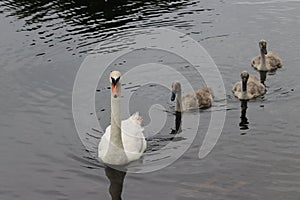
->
98, 71, 147, 165
251, 40, 282, 71
232, 71, 265, 100
171, 81, 214, 112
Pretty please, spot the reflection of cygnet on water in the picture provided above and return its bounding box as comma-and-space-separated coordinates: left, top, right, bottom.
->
239, 100, 249, 133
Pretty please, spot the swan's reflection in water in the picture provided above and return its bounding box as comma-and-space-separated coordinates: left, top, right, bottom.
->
105, 167, 126, 200
104, 110, 184, 199
171, 111, 182, 134
239, 100, 249, 132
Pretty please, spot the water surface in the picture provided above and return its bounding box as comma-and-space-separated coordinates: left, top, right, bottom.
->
0, 0, 300, 199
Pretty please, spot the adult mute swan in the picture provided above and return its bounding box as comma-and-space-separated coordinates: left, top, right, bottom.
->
98, 71, 147, 165
232, 71, 265, 100
171, 81, 214, 112
251, 40, 282, 71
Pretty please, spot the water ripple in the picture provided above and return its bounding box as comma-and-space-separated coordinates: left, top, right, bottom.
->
0, 0, 207, 56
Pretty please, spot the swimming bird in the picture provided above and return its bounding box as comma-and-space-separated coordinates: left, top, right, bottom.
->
251, 40, 282, 71
171, 81, 214, 112
98, 71, 147, 165
232, 71, 265, 100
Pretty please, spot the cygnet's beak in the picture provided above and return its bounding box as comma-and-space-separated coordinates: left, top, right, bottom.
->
171, 92, 176, 101
262, 47, 267, 55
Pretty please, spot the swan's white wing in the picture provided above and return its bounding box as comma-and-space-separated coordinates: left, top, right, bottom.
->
98, 126, 111, 160
121, 113, 146, 160
98, 113, 146, 163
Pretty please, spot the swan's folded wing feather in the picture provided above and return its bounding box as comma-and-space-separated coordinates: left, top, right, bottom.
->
121, 116, 146, 155
98, 126, 111, 159
129, 112, 143, 126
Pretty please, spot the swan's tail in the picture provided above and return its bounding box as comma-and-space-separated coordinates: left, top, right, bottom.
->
130, 112, 143, 126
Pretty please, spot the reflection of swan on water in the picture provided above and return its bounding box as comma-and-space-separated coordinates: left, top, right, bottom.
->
170, 111, 182, 134
98, 71, 147, 165
171, 81, 214, 112
105, 167, 126, 200
239, 100, 249, 132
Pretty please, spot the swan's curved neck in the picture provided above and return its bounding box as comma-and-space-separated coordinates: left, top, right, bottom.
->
260, 49, 267, 70
175, 91, 182, 112
110, 95, 123, 149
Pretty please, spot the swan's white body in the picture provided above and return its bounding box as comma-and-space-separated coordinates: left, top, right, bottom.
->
252, 40, 282, 71
232, 71, 265, 100
98, 113, 147, 165
98, 71, 146, 165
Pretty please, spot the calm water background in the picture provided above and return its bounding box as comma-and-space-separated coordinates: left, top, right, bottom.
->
1, 0, 300, 199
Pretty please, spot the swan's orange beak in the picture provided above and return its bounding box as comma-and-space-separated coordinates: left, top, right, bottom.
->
111, 83, 119, 98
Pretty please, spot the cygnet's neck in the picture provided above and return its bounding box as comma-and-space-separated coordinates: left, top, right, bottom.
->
175, 91, 182, 112
241, 79, 249, 99
260, 48, 267, 71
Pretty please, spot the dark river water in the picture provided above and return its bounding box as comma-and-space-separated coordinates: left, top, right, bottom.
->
1, 0, 300, 199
